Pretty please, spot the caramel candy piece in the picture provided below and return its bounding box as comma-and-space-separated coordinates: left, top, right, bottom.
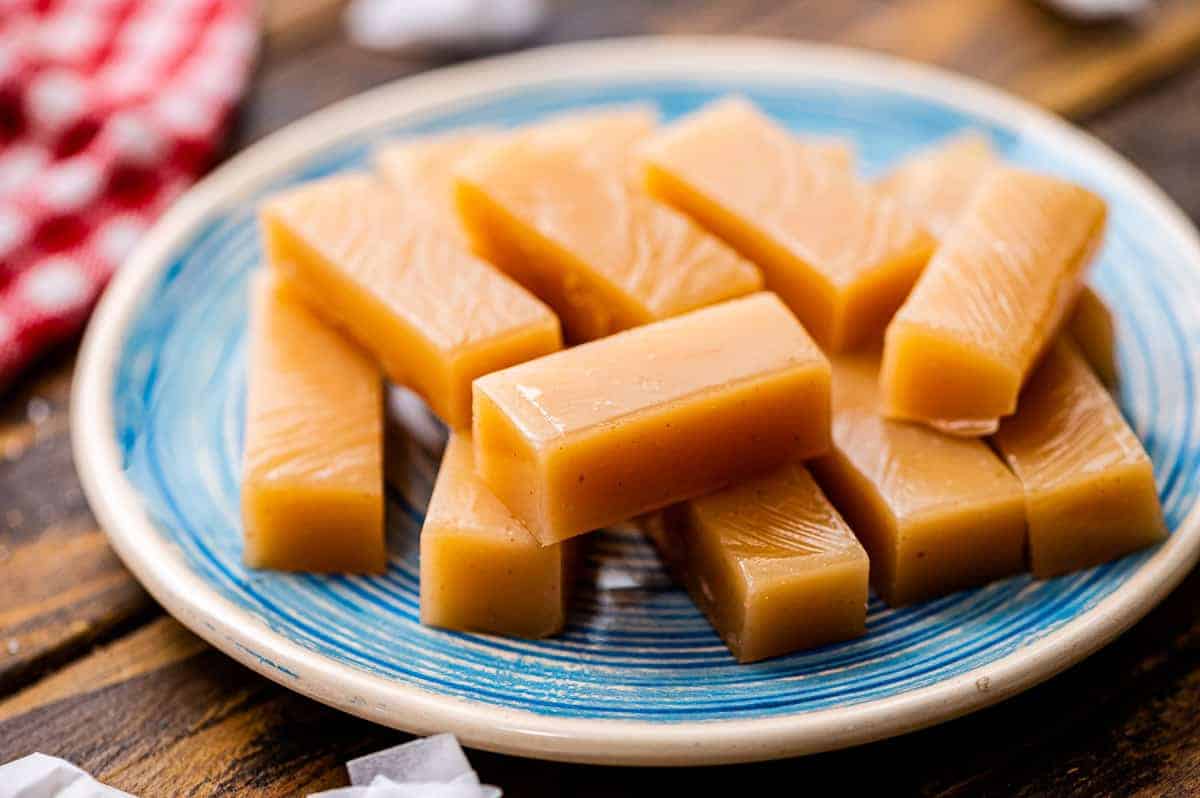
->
810, 352, 1026, 605
242, 271, 385, 573
262, 173, 561, 428
421, 434, 573, 638
881, 167, 1107, 435
473, 292, 831, 545
878, 135, 1118, 387
992, 340, 1165, 578
375, 129, 499, 243
1067, 287, 1119, 387
644, 463, 868, 662
455, 108, 763, 342
876, 131, 997, 239
878, 136, 1118, 388
641, 98, 935, 350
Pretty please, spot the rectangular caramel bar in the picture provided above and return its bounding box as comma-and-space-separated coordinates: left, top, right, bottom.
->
992, 340, 1165, 578
455, 107, 763, 342
375, 129, 499, 244
473, 292, 832, 545
261, 173, 561, 428
420, 434, 573, 638
810, 352, 1026, 605
1067, 286, 1118, 387
242, 271, 385, 573
878, 135, 1118, 388
876, 131, 997, 239
641, 97, 935, 350
881, 167, 1106, 434
644, 463, 868, 662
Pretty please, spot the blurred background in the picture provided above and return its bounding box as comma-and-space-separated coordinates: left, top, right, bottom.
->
2, 1, 1200, 795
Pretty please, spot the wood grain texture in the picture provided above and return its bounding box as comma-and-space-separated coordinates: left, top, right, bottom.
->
0, 351, 154, 695
1, 0, 1199, 794
839, 0, 1200, 117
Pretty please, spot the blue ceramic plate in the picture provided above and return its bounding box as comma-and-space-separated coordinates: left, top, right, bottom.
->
72, 38, 1200, 765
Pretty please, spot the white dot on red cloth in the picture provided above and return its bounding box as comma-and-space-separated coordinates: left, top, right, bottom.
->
43, 160, 103, 211
0, 211, 29, 258
28, 71, 87, 130
202, 21, 257, 60
120, 16, 184, 59
99, 62, 154, 102
0, 146, 49, 195
96, 217, 146, 263
156, 93, 210, 136
106, 111, 165, 163
37, 14, 103, 62
22, 258, 90, 313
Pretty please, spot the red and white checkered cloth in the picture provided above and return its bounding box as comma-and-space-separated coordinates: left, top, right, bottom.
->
0, 0, 257, 385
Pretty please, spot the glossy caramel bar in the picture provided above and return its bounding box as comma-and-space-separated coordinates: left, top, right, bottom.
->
878, 135, 1118, 387
811, 352, 1026, 605
455, 107, 762, 342
992, 340, 1165, 577
242, 271, 385, 573
644, 462, 868, 662
881, 167, 1106, 434
262, 173, 561, 428
421, 434, 574, 638
641, 97, 935, 350
473, 293, 831, 545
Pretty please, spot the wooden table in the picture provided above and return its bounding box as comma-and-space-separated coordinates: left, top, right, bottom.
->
3, 1, 1200, 794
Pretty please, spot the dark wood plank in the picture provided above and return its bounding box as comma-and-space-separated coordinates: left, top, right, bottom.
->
836, 0, 1200, 117
0, 351, 155, 695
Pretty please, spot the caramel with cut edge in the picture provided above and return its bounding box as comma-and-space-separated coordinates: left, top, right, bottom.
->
877, 133, 1118, 388
375, 129, 499, 244
1066, 286, 1119, 388
881, 167, 1106, 435
420, 434, 574, 638
643, 462, 868, 662
641, 97, 934, 350
876, 131, 997, 239
455, 107, 763, 342
810, 352, 1026, 605
241, 271, 385, 574
261, 173, 561, 429
992, 339, 1165, 578
472, 292, 831, 546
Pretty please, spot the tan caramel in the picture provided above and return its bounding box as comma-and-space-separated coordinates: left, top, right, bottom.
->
473, 293, 831, 545
811, 352, 1026, 605
876, 131, 997, 239
644, 463, 868, 662
261, 173, 561, 428
421, 434, 573, 638
1067, 287, 1119, 387
641, 97, 935, 350
242, 271, 385, 574
878, 135, 1118, 388
375, 129, 499, 243
881, 167, 1106, 434
992, 340, 1165, 577
455, 107, 763, 342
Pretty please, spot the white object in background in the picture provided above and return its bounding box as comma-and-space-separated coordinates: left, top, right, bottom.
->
344, 0, 547, 52
0, 754, 135, 798
311, 774, 500, 798
308, 735, 501, 798
1038, 0, 1151, 21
